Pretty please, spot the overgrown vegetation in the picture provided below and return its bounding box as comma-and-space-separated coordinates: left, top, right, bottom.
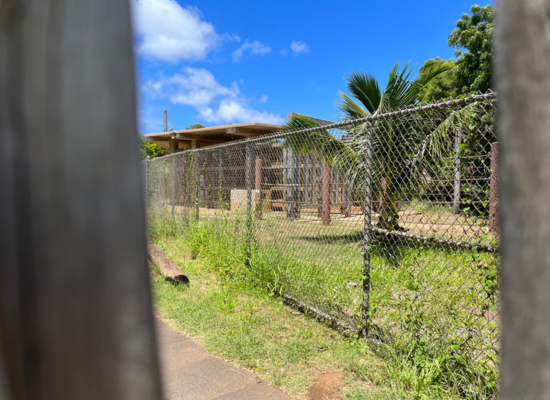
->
149, 209, 499, 399
139, 134, 168, 159
418, 4, 494, 102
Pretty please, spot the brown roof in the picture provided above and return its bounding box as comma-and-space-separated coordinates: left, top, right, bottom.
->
144, 122, 281, 141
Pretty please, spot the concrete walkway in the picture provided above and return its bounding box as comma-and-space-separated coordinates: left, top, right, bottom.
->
156, 318, 290, 400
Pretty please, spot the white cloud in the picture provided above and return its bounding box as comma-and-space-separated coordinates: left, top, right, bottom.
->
132, 0, 228, 63
202, 100, 281, 125
232, 40, 272, 62
144, 67, 281, 125
290, 40, 310, 54
280, 48, 288, 56
259, 95, 269, 103
145, 67, 239, 107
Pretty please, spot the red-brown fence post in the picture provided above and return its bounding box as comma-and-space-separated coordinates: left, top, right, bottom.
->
489, 142, 499, 234
255, 158, 262, 219
322, 162, 331, 225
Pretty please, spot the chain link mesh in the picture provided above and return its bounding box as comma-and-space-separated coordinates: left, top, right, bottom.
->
144, 92, 499, 396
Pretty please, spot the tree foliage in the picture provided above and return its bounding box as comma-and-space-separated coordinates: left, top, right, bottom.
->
448, 4, 494, 94
418, 4, 494, 102
186, 123, 205, 130
417, 58, 457, 103
139, 135, 168, 159
284, 62, 451, 230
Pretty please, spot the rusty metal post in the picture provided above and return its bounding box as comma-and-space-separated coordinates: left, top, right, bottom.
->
322, 162, 331, 225
255, 158, 263, 220
489, 142, 499, 234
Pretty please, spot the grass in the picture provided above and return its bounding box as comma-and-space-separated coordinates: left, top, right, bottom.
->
151, 240, 463, 400
149, 208, 499, 399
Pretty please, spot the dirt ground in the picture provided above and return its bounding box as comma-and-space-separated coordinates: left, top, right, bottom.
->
307, 371, 343, 400
163, 204, 496, 244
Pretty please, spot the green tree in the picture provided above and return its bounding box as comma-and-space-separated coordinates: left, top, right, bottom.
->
417, 57, 457, 103
139, 135, 168, 159
418, 5, 494, 102
285, 62, 451, 230
186, 123, 205, 130
448, 4, 494, 94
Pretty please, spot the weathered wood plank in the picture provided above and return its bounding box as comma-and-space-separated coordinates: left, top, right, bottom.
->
0, 1, 162, 399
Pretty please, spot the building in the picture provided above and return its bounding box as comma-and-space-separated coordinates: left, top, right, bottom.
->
145, 117, 357, 221
143, 122, 282, 153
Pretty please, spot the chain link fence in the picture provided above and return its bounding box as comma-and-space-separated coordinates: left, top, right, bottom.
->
144, 92, 499, 397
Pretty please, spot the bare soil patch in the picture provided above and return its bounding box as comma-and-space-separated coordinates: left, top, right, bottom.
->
307, 370, 343, 400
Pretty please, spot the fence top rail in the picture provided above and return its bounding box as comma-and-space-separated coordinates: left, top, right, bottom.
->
143, 91, 496, 163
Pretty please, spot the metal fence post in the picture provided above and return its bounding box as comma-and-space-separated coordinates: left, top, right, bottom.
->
246, 140, 253, 218
246, 140, 254, 262
157, 160, 161, 211
255, 158, 263, 220
361, 122, 375, 338
194, 151, 200, 222
453, 127, 462, 214
171, 156, 175, 216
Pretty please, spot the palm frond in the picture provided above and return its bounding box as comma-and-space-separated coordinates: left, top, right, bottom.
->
343, 71, 382, 114
337, 92, 370, 120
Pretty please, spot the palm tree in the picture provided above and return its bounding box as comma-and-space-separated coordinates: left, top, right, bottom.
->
283, 62, 452, 230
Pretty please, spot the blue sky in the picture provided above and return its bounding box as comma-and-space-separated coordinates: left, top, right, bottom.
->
132, 0, 492, 134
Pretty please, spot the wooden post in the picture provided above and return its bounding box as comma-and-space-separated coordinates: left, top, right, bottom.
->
255, 158, 263, 219
285, 149, 299, 219
489, 142, 499, 234
0, 1, 162, 399
375, 178, 387, 214
322, 162, 331, 225
304, 156, 310, 205
453, 128, 462, 214
498, 2, 550, 398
